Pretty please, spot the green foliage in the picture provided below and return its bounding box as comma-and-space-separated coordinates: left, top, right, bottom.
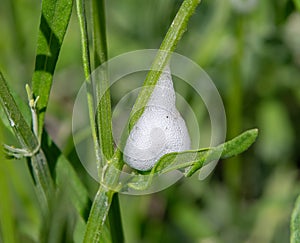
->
291, 195, 300, 243
0, 0, 299, 242
128, 129, 258, 190
32, 0, 73, 139
0, 73, 38, 151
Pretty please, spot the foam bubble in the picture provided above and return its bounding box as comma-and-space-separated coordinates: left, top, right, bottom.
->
123, 67, 191, 171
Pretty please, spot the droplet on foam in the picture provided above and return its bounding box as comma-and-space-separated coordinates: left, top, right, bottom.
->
123, 66, 191, 171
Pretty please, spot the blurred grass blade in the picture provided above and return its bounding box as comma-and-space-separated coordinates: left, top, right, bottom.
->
32, 0, 73, 139
291, 194, 300, 243
294, 0, 300, 12
0, 149, 17, 243
55, 153, 91, 221
0, 172, 17, 243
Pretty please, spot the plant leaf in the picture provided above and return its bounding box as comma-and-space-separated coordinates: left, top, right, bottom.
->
0, 72, 38, 151
183, 128, 258, 176
32, 0, 73, 139
291, 194, 300, 243
0, 72, 54, 212
0, 150, 17, 243
294, 0, 300, 12
127, 129, 258, 190
92, 0, 114, 166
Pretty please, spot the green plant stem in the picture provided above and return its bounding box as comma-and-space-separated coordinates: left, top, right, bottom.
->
84, 157, 123, 242
291, 194, 300, 243
76, 0, 101, 165
83, 0, 201, 241
92, 0, 114, 171
92, 0, 107, 68
224, 14, 244, 196
130, 0, 201, 129
31, 0, 73, 140
0, 73, 38, 151
83, 186, 114, 242
108, 195, 123, 243
91, 0, 124, 241
0, 72, 54, 211
0, 147, 17, 243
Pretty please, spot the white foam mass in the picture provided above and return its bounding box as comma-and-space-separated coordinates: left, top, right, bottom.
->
123, 67, 191, 171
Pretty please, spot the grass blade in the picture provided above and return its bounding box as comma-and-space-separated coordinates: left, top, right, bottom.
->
32, 0, 73, 139
83, 0, 201, 241
92, 0, 107, 68
76, 0, 102, 166
91, 1, 124, 241
0, 72, 54, 212
291, 195, 300, 243
0, 72, 38, 151
83, 187, 114, 243
0, 148, 17, 243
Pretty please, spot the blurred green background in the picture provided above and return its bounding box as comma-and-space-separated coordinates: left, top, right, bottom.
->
1, 0, 300, 242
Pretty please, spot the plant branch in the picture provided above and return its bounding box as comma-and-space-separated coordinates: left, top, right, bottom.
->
0, 72, 54, 211
76, 0, 101, 165
83, 0, 202, 241
129, 0, 201, 130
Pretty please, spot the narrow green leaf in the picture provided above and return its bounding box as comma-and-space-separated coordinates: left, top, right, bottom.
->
185, 128, 258, 176
0, 79, 88, 220
76, 0, 102, 166
127, 129, 258, 190
32, 0, 73, 139
83, 187, 114, 243
108, 194, 123, 243
56, 154, 91, 220
0, 152, 17, 243
92, 0, 107, 68
91, 1, 123, 240
0, 72, 54, 212
294, 0, 300, 12
0, 72, 38, 151
92, 0, 114, 166
291, 194, 300, 243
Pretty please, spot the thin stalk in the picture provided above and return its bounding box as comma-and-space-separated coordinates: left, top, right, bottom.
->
76, 0, 101, 165
108, 195, 123, 243
0, 72, 54, 211
0, 146, 17, 243
224, 14, 244, 196
83, 0, 201, 241
92, 0, 108, 67
130, 0, 201, 129
92, 0, 124, 241
92, 0, 114, 171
